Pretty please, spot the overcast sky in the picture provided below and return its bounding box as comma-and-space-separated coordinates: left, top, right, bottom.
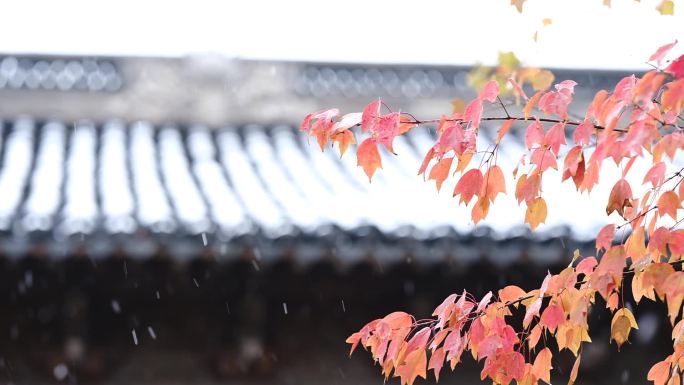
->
0, 0, 682, 70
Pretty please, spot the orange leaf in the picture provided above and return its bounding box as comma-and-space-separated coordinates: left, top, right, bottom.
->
515, 174, 528, 204
346, 332, 362, 356
632, 272, 650, 304
657, 191, 681, 219
472, 197, 491, 224
482, 165, 506, 202
532, 348, 553, 384
396, 349, 427, 385
511, 0, 526, 13
625, 227, 647, 263
663, 272, 684, 323
520, 364, 538, 385
606, 179, 633, 217
590, 246, 627, 300
528, 324, 542, 350
428, 157, 454, 192
357, 138, 382, 182
606, 292, 619, 311
453, 169, 484, 205
418, 147, 436, 177
499, 285, 527, 307
524, 91, 544, 119
648, 359, 672, 385
496, 119, 514, 144
525, 197, 547, 230
579, 162, 600, 193
331, 130, 356, 157
644, 263, 676, 301
399, 115, 416, 135
455, 151, 474, 173
568, 354, 581, 385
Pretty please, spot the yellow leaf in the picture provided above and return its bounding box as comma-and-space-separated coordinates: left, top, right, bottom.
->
451, 98, 466, 114
570, 249, 581, 266
498, 51, 521, 72
610, 308, 638, 349
542, 18, 552, 26
525, 197, 547, 230
532, 70, 555, 91
466, 65, 492, 92
657, 0, 675, 15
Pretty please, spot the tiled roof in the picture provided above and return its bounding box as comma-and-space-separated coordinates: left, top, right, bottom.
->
0, 56, 122, 92
0, 117, 603, 264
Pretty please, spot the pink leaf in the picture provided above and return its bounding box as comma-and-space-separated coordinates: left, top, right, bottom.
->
530, 148, 558, 172
596, 224, 616, 251
481, 80, 500, 103
667, 54, 684, 79
643, 162, 666, 187
508, 78, 529, 100
525, 120, 545, 150
464, 97, 484, 129
361, 99, 381, 133
477, 291, 493, 313
375, 112, 400, 153
545, 122, 566, 155
333, 112, 362, 133
576, 257, 598, 275
574, 119, 594, 146
539, 303, 565, 332
650, 40, 678, 66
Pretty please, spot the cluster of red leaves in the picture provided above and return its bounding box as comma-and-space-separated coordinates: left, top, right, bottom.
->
301, 43, 684, 385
